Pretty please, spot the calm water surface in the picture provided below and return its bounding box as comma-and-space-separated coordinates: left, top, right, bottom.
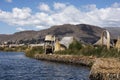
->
0, 52, 90, 80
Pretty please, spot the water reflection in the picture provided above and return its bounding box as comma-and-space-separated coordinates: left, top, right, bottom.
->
0, 52, 90, 80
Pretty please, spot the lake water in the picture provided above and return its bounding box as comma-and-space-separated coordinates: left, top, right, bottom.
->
0, 52, 90, 80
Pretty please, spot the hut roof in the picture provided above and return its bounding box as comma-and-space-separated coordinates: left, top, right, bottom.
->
94, 36, 107, 46
45, 35, 55, 41
60, 36, 73, 48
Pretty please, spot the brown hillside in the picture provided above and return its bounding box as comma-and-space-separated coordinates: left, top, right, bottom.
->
0, 24, 105, 43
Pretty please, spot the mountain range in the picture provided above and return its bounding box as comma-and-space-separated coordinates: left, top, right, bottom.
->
0, 24, 119, 44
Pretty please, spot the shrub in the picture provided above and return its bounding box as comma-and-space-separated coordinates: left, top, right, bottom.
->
25, 46, 44, 58
69, 39, 82, 50
0, 47, 4, 51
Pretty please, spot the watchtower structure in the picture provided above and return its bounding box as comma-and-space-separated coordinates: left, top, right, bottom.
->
44, 35, 55, 54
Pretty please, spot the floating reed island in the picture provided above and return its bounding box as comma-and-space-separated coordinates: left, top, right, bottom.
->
90, 58, 120, 80
34, 54, 95, 67
32, 31, 120, 80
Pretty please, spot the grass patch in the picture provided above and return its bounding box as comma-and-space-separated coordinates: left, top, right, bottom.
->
0, 46, 44, 58
25, 46, 44, 58
0, 46, 28, 52
55, 40, 120, 58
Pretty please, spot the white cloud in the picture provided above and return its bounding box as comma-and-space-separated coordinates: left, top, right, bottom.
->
0, 7, 32, 26
36, 25, 47, 29
16, 27, 25, 31
12, 7, 31, 19
82, 4, 97, 11
112, 2, 120, 8
54, 2, 66, 10
38, 3, 50, 12
0, 2, 120, 30
51, 5, 83, 25
5, 0, 12, 3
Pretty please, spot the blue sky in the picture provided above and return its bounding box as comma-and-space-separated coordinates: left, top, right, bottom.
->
0, 0, 120, 34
